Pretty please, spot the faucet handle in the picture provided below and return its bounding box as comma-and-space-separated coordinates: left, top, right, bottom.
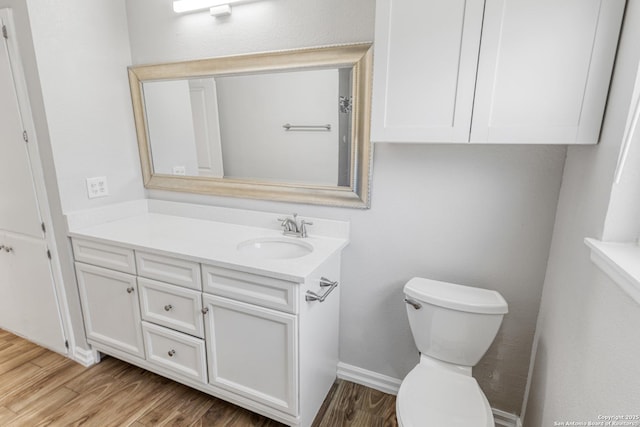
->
299, 220, 313, 238
277, 213, 298, 223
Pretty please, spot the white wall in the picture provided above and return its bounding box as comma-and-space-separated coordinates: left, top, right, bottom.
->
523, 0, 640, 424
125, 0, 567, 414
26, 0, 144, 213
126, 0, 374, 64
217, 69, 339, 185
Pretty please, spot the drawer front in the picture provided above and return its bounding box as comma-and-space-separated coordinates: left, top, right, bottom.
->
142, 321, 207, 383
202, 265, 298, 314
138, 277, 204, 338
72, 239, 135, 274
136, 251, 201, 290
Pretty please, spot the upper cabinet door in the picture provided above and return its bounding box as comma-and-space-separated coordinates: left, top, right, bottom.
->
471, 0, 625, 144
371, 0, 485, 143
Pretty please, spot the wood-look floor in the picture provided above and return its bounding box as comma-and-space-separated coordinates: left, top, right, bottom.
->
0, 330, 397, 426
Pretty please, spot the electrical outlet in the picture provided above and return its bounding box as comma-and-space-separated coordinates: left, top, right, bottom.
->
172, 166, 186, 176
86, 176, 109, 199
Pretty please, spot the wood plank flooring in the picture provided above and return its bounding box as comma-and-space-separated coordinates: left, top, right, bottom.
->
0, 330, 397, 426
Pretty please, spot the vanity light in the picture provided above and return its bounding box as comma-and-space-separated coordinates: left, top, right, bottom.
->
173, 0, 262, 15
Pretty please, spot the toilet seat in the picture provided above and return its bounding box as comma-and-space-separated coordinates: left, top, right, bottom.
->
396, 363, 493, 427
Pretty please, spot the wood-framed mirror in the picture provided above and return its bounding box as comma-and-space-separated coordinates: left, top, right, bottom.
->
128, 43, 373, 208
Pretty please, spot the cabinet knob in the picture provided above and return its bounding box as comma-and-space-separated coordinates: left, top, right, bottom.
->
201, 307, 209, 315
4, 246, 13, 253
164, 304, 173, 312
126, 287, 135, 294
167, 349, 176, 357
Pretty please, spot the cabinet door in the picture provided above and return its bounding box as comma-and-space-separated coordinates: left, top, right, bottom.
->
75, 262, 145, 358
203, 294, 298, 415
471, 0, 625, 144
371, 0, 485, 143
0, 234, 66, 353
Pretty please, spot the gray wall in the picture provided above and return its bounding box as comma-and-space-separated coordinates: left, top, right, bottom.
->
126, 0, 567, 414
523, 0, 640, 424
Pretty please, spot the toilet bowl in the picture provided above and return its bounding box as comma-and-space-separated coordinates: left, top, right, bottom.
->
397, 278, 508, 426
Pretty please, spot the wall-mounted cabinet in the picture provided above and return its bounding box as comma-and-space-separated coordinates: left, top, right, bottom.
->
371, 0, 626, 144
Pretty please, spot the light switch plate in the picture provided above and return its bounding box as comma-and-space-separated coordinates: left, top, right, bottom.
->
86, 176, 109, 199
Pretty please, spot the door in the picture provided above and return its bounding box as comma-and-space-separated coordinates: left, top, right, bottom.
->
75, 263, 145, 358
371, 0, 485, 143
203, 294, 298, 415
189, 78, 224, 178
0, 10, 66, 353
470, 0, 625, 144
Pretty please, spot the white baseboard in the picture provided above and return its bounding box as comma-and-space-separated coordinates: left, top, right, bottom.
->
72, 346, 99, 367
493, 408, 522, 427
336, 362, 402, 395
336, 362, 522, 427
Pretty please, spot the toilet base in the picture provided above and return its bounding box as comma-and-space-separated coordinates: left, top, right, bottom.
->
395, 358, 494, 427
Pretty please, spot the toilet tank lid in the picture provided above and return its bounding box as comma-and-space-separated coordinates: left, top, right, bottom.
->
404, 278, 508, 314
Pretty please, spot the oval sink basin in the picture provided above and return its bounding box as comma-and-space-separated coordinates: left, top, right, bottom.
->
237, 237, 313, 260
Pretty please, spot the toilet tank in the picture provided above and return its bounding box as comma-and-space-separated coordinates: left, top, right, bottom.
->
404, 278, 508, 367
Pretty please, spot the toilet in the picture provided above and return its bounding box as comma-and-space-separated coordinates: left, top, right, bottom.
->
396, 277, 508, 427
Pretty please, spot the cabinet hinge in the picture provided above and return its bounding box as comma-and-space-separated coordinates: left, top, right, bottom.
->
64, 340, 69, 349
47, 249, 51, 260
2, 25, 7, 40
41, 222, 46, 233
22, 131, 28, 143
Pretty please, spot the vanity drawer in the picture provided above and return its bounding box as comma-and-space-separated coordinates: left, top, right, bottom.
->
135, 251, 201, 290
138, 278, 204, 338
142, 322, 207, 383
72, 238, 136, 274
202, 265, 298, 314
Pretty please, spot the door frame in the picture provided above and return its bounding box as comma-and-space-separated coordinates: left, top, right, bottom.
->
0, 8, 74, 356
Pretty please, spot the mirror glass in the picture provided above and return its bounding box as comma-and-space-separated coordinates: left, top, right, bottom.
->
129, 44, 372, 208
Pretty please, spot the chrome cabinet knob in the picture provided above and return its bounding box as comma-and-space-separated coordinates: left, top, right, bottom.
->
126, 287, 135, 294
3, 246, 13, 253
164, 304, 173, 312
167, 349, 176, 357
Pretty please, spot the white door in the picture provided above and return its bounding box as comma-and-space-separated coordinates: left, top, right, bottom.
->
189, 78, 224, 178
0, 10, 66, 353
470, 0, 625, 144
371, 0, 485, 143
75, 263, 145, 358
203, 294, 298, 415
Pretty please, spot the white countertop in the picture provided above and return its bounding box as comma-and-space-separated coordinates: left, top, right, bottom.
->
67, 201, 349, 282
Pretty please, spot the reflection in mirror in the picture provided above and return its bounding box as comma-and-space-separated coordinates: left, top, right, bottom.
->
143, 67, 353, 187
129, 44, 372, 208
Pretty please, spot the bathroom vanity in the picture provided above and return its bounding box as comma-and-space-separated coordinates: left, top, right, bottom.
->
67, 200, 348, 427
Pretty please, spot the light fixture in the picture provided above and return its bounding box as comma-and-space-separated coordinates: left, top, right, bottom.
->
173, 0, 262, 15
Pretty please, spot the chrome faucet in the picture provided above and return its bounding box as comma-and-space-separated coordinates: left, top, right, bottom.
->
277, 213, 313, 238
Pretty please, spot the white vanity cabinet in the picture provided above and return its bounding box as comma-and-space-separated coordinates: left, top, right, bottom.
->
70, 227, 343, 427
201, 265, 300, 415
372, 0, 625, 144
75, 261, 145, 359
203, 295, 298, 415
